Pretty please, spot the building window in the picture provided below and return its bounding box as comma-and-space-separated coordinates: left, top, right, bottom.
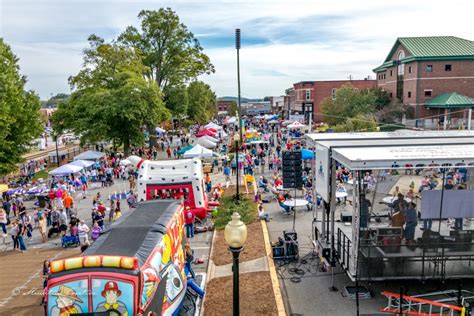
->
305, 89, 311, 101
331, 88, 337, 100
425, 65, 433, 72
397, 50, 405, 75
424, 90, 432, 97
408, 91, 411, 98
389, 93, 393, 98
383, 73, 386, 79
408, 66, 412, 73
445, 64, 452, 71
390, 70, 393, 76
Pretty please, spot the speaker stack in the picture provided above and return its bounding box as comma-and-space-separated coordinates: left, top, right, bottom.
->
282, 150, 303, 189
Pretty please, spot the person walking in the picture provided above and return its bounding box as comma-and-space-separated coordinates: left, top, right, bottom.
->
38, 212, 47, 243
78, 220, 90, 246
0, 208, 7, 237
184, 207, 195, 239
17, 220, 27, 252
10, 220, 19, 250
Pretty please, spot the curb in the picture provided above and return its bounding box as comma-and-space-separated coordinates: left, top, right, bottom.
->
261, 220, 287, 316
199, 229, 216, 316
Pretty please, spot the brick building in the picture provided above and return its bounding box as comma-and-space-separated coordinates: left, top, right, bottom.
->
268, 96, 285, 114
292, 79, 376, 123
373, 36, 474, 127
216, 100, 235, 114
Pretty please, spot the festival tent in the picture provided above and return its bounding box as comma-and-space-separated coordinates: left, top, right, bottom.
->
177, 145, 193, 155
221, 130, 228, 138
196, 129, 216, 137
200, 135, 218, 143
155, 127, 166, 134
73, 150, 105, 161
69, 159, 95, 168
183, 144, 216, 158
0, 184, 8, 193
49, 164, 84, 176
301, 148, 315, 160
225, 117, 237, 124
268, 119, 279, 124
204, 122, 222, 130
287, 121, 307, 129
197, 137, 217, 149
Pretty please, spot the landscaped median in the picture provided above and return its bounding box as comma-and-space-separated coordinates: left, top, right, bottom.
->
202, 190, 285, 315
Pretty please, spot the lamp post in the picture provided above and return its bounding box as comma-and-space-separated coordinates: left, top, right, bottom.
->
235, 29, 243, 143
234, 133, 240, 201
224, 212, 247, 316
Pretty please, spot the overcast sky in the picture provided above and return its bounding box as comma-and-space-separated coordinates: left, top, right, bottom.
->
1, 0, 473, 100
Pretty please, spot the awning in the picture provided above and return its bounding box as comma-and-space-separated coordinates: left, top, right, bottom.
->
49, 164, 84, 176
177, 145, 193, 155
183, 144, 217, 158
301, 148, 315, 160
0, 184, 8, 193
426, 92, 474, 109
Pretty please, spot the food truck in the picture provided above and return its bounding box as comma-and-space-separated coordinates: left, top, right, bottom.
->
45, 200, 188, 315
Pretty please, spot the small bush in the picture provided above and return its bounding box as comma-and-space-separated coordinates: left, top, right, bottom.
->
213, 195, 257, 229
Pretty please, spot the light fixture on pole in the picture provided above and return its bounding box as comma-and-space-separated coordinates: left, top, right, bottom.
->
224, 212, 247, 316
234, 132, 240, 201
235, 28, 243, 143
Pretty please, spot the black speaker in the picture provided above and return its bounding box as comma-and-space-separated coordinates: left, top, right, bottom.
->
284, 230, 297, 241
282, 150, 302, 189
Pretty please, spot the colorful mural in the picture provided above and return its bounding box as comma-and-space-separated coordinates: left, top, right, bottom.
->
92, 279, 133, 315
48, 280, 88, 316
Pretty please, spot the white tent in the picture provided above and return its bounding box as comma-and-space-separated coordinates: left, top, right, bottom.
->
204, 122, 222, 130
197, 137, 217, 149
200, 135, 218, 143
226, 117, 237, 124
287, 121, 307, 129
69, 159, 95, 168
49, 164, 83, 176
220, 130, 228, 138
155, 127, 166, 134
74, 150, 105, 161
183, 144, 216, 158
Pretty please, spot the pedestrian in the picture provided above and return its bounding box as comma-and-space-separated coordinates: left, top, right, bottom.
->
10, 220, 19, 250
166, 147, 172, 159
184, 207, 195, 239
78, 220, 90, 246
185, 244, 196, 279
91, 222, 101, 241
0, 208, 7, 237
38, 213, 47, 242
223, 165, 231, 188
17, 220, 27, 252
40, 260, 50, 308
108, 200, 115, 223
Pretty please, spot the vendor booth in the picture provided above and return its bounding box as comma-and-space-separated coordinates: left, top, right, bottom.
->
73, 150, 105, 161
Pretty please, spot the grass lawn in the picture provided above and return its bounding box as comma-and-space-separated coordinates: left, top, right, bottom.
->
32, 167, 54, 181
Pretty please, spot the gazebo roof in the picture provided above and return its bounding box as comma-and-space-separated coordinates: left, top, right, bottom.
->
426, 92, 474, 108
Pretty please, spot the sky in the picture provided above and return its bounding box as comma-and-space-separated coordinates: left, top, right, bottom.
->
1, 0, 473, 100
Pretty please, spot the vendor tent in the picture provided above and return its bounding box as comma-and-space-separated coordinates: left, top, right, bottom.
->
183, 144, 215, 158
177, 145, 193, 155
225, 117, 237, 124
73, 150, 105, 161
301, 148, 315, 160
288, 121, 307, 129
204, 122, 222, 130
268, 119, 279, 124
0, 184, 8, 193
69, 159, 95, 168
197, 137, 217, 149
196, 129, 216, 137
200, 135, 218, 143
155, 127, 166, 134
49, 164, 83, 176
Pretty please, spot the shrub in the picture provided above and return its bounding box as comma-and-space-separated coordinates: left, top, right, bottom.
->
213, 195, 257, 229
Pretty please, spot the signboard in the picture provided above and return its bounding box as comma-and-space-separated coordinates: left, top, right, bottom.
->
315, 143, 330, 202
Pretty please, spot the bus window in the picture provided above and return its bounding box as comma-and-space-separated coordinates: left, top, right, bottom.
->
91, 278, 134, 315
48, 279, 89, 315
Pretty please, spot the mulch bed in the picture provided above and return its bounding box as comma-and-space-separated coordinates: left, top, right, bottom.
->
203, 271, 278, 316
211, 221, 266, 266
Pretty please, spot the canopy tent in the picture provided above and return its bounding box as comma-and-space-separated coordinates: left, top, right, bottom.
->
204, 122, 223, 130
220, 130, 228, 138
0, 184, 8, 193
282, 119, 294, 126
196, 137, 217, 149
268, 119, 279, 124
155, 127, 166, 134
200, 135, 218, 143
69, 159, 95, 168
264, 114, 278, 120
177, 145, 193, 155
49, 164, 84, 176
206, 127, 218, 133
287, 121, 307, 129
183, 144, 216, 158
196, 129, 216, 137
225, 117, 237, 124
426, 92, 474, 109
301, 148, 315, 160
73, 150, 105, 161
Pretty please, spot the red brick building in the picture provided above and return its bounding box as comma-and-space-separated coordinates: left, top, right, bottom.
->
373, 36, 474, 127
293, 79, 376, 122
216, 100, 234, 114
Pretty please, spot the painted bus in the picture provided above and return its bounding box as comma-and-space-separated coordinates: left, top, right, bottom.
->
127, 155, 212, 219
45, 200, 188, 316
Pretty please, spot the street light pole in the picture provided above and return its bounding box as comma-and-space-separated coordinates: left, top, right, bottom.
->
234, 133, 240, 202
230, 247, 242, 316
236, 29, 243, 142
54, 135, 60, 167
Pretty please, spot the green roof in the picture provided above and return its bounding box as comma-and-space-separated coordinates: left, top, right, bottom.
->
374, 36, 474, 72
426, 92, 474, 108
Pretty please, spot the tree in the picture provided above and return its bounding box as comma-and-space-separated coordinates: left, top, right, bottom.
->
320, 84, 377, 126
42, 93, 69, 108
186, 81, 216, 124
118, 8, 215, 93
333, 114, 379, 132
372, 87, 391, 110
52, 35, 169, 156
163, 84, 188, 117
0, 39, 43, 174
227, 101, 238, 116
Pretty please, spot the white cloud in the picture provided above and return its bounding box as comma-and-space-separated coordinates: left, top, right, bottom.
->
1, 0, 473, 99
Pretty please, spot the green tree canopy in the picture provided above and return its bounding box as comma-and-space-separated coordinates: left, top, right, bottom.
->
320, 84, 377, 126
227, 101, 238, 116
118, 8, 215, 92
186, 81, 216, 124
52, 35, 169, 155
0, 39, 43, 174
333, 114, 379, 132
163, 84, 189, 117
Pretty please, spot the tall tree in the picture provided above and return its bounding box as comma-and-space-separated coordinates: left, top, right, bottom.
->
186, 81, 216, 124
320, 84, 377, 126
52, 35, 169, 155
0, 39, 43, 174
118, 8, 215, 93
164, 84, 189, 117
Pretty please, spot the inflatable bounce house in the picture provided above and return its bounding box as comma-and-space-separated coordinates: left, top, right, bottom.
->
128, 156, 209, 219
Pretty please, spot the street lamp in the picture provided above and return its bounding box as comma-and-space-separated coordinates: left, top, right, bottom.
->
234, 132, 240, 201
224, 212, 247, 316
